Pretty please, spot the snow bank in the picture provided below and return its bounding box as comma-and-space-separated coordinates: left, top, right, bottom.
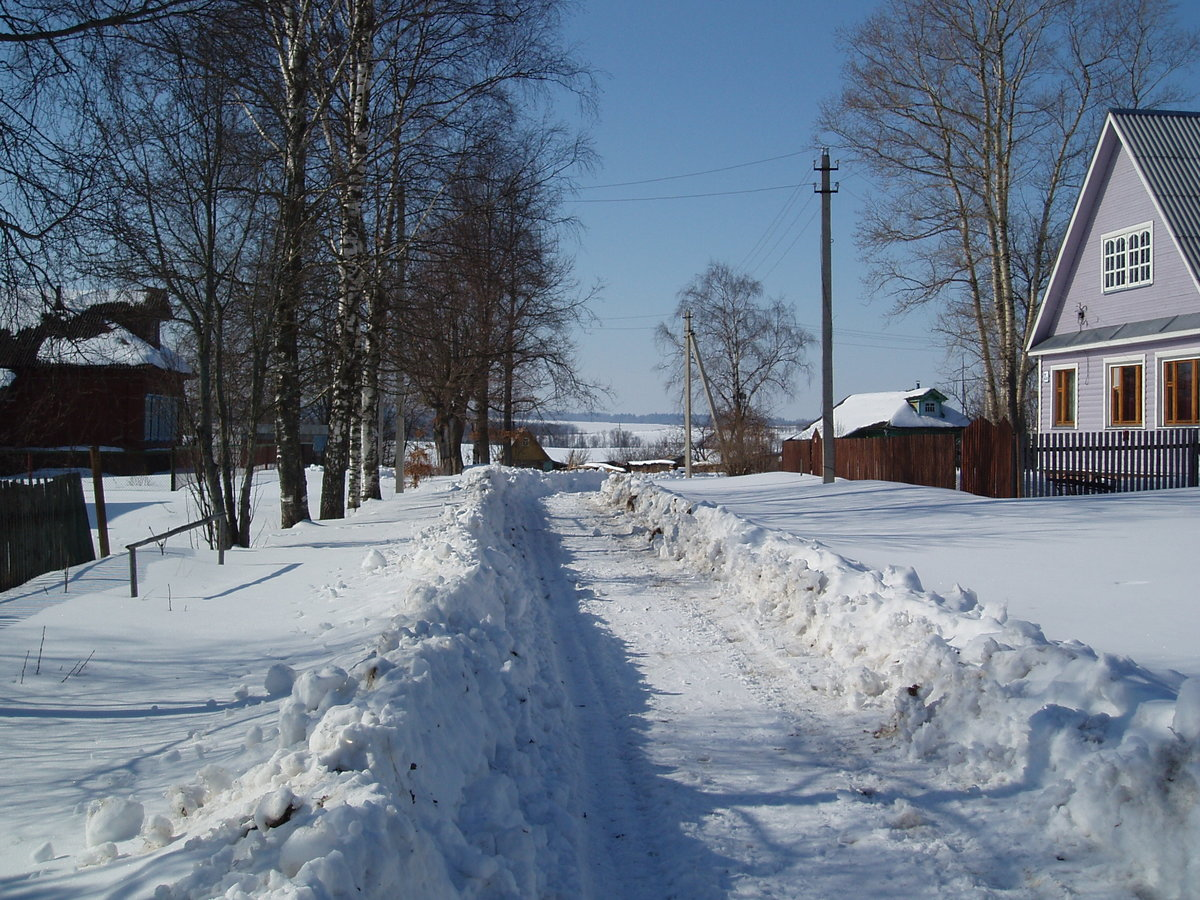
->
113, 468, 606, 899
601, 474, 1200, 898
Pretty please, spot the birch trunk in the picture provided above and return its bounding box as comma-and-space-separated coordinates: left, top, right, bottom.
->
270, 0, 314, 529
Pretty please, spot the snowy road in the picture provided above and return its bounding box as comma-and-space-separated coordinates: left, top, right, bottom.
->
4, 469, 1188, 897
525, 490, 1073, 898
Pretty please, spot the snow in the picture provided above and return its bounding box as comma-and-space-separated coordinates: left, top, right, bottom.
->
0, 465, 1197, 897
794, 389, 970, 438
36, 326, 191, 372
657, 472, 1200, 678
0, 367, 13, 389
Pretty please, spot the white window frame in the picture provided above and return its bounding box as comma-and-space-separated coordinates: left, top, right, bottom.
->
1105, 354, 1146, 429
1101, 221, 1153, 293
1049, 364, 1078, 429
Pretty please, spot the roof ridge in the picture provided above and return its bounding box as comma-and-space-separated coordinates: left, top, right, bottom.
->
1109, 107, 1200, 118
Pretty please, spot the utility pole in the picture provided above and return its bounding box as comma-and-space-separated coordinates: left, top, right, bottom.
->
683, 310, 693, 478
815, 149, 839, 484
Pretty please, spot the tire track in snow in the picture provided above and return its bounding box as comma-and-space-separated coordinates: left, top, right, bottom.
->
523, 489, 1062, 899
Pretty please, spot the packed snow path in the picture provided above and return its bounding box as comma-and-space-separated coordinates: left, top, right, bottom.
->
528, 490, 1067, 898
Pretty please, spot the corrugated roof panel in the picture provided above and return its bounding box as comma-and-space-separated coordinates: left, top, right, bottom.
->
1112, 110, 1200, 279
1029, 312, 1200, 354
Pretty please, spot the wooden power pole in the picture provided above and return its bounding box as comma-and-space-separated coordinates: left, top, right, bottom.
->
683, 310, 693, 478
815, 149, 839, 484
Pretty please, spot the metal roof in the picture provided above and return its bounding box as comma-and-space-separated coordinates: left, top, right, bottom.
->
1111, 109, 1200, 282
1028, 311, 1200, 355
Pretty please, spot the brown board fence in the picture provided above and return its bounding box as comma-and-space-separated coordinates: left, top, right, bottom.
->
782, 431, 957, 490
0, 472, 96, 591
961, 419, 1017, 498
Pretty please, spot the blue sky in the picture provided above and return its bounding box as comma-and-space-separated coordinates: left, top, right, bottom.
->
558, 0, 939, 422
556, 0, 1200, 423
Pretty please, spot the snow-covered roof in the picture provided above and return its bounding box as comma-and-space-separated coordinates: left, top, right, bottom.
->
36, 326, 190, 373
793, 389, 969, 439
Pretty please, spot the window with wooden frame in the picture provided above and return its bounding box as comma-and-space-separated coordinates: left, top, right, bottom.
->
144, 393, 179, 442
1163, 357, 1199, 425
1109, 362, 1143, 427
1051, 368, 1076, 427
1102, 223, 1153, 292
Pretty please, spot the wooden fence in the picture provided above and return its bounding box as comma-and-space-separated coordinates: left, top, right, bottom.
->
782, 431, 957, 490
0, 446, 176, 479
1022, 427, 1200, 496
961, 419, 1017, 497
0, 473, 96, 592
782, 423, 1200, 499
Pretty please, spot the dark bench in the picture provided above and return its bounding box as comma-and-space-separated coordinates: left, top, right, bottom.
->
1044, 470, 1116, 494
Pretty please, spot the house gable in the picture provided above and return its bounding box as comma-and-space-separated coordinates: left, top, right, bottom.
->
1028, 109, 1200, 432
1030, 110, 1200, 355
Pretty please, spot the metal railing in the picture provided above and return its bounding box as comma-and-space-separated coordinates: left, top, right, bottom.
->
127, 515, 226, 597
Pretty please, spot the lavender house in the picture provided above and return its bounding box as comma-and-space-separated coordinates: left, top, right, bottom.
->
1027, 109, 1200, 433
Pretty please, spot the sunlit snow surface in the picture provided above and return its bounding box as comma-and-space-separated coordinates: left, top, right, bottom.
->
0, 467, 1196, 898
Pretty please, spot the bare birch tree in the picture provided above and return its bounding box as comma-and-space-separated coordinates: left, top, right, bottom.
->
656, 262, 810, 474
86, 11, 275, 547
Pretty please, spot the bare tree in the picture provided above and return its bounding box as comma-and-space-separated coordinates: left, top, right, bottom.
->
0, 0, 222, 314
0, 1, 212, 43
311, 0, 592, 506
822, 0, 1198, 430
85, 10, 275, 546
401, 114, 594, 475
657, 261, 810, 474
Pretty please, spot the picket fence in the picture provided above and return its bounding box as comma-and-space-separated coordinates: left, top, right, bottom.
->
782, 423, 1200, 499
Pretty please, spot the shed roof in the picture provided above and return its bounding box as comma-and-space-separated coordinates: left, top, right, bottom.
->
1028, 312, 1200, 355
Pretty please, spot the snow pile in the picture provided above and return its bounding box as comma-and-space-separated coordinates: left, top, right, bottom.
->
601, 473, 1200, 896
110, 468, 603, 899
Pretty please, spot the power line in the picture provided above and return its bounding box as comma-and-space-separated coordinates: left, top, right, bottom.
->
579, 150, 809, 190
571, 183, 806, 204
739, 186, 806, 272
757, 201, 821, 280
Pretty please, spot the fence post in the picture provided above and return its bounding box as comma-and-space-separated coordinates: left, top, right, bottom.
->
129, 546, 138, 598
90, 446, 110, 558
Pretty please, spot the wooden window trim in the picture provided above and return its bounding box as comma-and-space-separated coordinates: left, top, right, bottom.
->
1101, 222, 1153, 293
1163, 357, 1200, 426
1051, 368, 1076, 428
1109, 362, 1143, 427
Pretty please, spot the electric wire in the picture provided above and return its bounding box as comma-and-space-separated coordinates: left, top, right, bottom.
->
738, 185, 807, 272
572, 183, 806, 203
578, 150, 809, 190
